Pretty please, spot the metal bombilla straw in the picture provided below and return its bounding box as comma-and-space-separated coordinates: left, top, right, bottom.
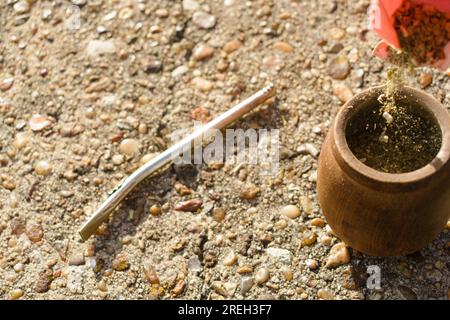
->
78, 83, 276, 240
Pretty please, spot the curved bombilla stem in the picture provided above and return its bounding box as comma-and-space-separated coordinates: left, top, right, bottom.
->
78, 83, 276, 241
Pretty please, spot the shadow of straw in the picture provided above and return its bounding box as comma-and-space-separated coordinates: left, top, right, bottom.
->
91, 168, 177, 281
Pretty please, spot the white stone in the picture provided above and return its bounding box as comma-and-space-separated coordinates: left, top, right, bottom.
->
85, 40, 116, 57
66, 266, 84, 294
188, 256, 202, 272
102, 11, 117, 21
182, 0, 200, 11
266, 247, 292, 264
172, 65, 189, 77
14, 1, 30, 14
280, 205, 301, 219
192, 12, 216, 29
112, 154, 124, 165
35, 161, 52, 176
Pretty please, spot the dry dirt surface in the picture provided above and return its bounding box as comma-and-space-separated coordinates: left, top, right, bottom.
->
0, 0, 449, 300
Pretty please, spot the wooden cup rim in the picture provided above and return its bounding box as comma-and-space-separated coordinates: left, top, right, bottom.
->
332, 85, 450, 191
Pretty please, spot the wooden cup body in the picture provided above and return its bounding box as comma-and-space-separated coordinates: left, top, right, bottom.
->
317, 86, 450, 256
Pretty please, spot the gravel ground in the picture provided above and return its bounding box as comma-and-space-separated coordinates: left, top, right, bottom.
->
0, 0, 449, 300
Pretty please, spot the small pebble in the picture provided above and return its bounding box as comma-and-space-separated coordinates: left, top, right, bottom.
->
348, 48, 360, 63
301, 232, 317, 246
217, 60, 229, 72
328, 55, 350, 80
144, 265, 160, 284
34, 269, 52, 293
41, 9, 52, 20
192, 44, 214, 61
240, 276, 253, 294
71, 0, 87, 5
174, 182, 192, 195
172, 280, 185, 296
305, 259, 319, 270
34, 161, 52, 176
237, 265, 253, 274
112, 254, 130, 271
280, 204, 301, 219
26, 225, 44, 242
192, 77, 213, 92
0, 77, 14, 91
13, 0, 30, 14
222, 250, 238, 266
3, 180, 16, 190
68, 253, 85, 266
149, 204, 161, 216
188, 256, 202, 272
97, 280, 108, 292
310, 218, 326, 227
172, 65, 189, 77
84, 244, 95, 257
192, 12, 216, 29
174, 199, 203, 212
328, 27, 346, 40
317, 289, 335, 300
326, 242, 351, 268
9, 289, 24, 300
13, 133, 30, 149
119, 139, 139, 157
298, 143, 319, 158
333, 83, 353, 103
240, 185, 260, 200
274, 219, 288, 230
223, 39, 242, 54
102, 11, 117, 21
300, 196, 314, 214
118, 7, 133, 20
85, 40, 116, 57
190, 106, 211, 123
212, 207, 226, 222
144, 59, 162, 73
155, 8, 169, 18
351, 68, 365, 87
281, 266, 293, 281
327, 43, 344, 54
266, 247, 292, 264
419, 73, 432, 88
14, 263, 24, 272
254, 268, 270, 285
29, 114, 52, 132
182, 0, 200, 11
112, 154, 125, 165
274, 41, 294, 53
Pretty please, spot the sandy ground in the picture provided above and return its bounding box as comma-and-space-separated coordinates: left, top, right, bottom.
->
0, 0, 449, 300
